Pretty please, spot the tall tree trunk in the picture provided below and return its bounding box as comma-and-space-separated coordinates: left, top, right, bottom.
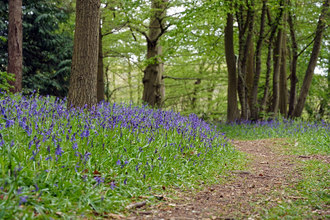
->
246, 40, 254, 109
251, 0, 267, 120
7, 0, 23, 93
236, 0, 255, 119
128, 60, 133, 102
261, 2, 284, 116
279, 12, 288, 117
287, 9, 298, 117
271, 0, 285, 117
97, 23, 105, 103
142, 0, 167, 108
292, 0, 330, 118
67, 0, 100, 109
225, 13, 239, 122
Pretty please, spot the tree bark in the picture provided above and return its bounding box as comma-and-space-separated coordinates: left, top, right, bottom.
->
225, 13, 239, 122
251, 0, 267, 120
7, 0, 23, 93
287, 9, 298, 117
292, 0, 330, 118
97, 23, 105, 103
236, 0, 255, 119
271, 0, 285, 117
142, 0, 168, 108
279, 11, 288, 117
67, 0, 100, 109
246, 40, 254, 109
261, 2, 284, 116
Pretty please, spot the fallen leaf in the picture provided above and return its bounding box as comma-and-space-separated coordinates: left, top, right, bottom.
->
108, 213, 125, 219
126, 201, 147, 210
93, 170, 101, 177
55, 212, 62, 216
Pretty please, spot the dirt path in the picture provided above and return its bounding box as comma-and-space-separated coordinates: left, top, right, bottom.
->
126, 139, 325, 220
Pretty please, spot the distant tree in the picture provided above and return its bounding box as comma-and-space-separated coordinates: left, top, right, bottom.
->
225, 12, 239, 122
97, 23, 105, 103
292, 0, 330, 118
0, 0, 73, 97
7, 0, 23, 93
67, 0, 100, 109
142, 0, 168, 108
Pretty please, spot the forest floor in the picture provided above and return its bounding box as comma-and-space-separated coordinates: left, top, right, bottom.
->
126, 139, 330, 220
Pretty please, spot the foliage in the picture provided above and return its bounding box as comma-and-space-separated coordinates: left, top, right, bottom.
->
0, 71, 15, 94
0, 0, 73, 98
0, 93, 243, 218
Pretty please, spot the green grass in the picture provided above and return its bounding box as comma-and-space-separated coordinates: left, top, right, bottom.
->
0, 93, 245, 219
219, 119, 330, 219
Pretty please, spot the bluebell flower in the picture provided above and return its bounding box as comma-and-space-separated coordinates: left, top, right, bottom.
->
32, 184, 39, 192
116, 160, 121, 166
17, 187, 23, 195
110, 181, 116, 190
124, 178, 127, 185
19, 196, 28, 205
72, 143, 78, 150
94, 176, 104, 186
55, 145, 64, 156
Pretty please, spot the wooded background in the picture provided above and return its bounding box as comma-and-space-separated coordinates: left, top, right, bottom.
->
1, 0, 330, 121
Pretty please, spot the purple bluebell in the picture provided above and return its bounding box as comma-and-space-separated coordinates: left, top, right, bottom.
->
110, 181, 116, 190
17, 187, 23, 195
124, 178, 127, 185
19, 196, 28, 205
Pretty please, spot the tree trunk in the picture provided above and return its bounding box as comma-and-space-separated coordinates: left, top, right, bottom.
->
261, 2, 284, 116
271, 0, 285, 117
279, 12, 288, 117
236, 0, 255, 119
128, 60, 133, 101
7, 0, 23, 93
142, 0, 167, 108
246, 40, 254, 109
225, 13, 239, 122
67, 0, 100, 109
287, 9, 298, 117
97, 23, 105, 103
292, 0, 330, 118
251, 0, 267, 120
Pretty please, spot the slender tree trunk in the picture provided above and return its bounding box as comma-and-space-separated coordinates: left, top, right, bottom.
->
128, 60, 133, 101
236, 0, 255, 119
112, 70, 116, 102
292, 0, 330, 118
287, 9, 298, 117
272, 0, 285, 117
261, 2, 284, 116
67, 0, 100, 109
251, 0, 267, 120
225, 13, 239, 122
279, 12, 288, 117
246, 40, 254, 109
97, 23, 105, 103
8, 0, 23, 93
142, 0, 167, 108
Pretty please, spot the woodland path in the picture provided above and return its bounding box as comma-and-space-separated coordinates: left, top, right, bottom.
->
127, 139, 330, 220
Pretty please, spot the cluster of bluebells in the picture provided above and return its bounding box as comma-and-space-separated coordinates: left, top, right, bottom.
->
220, 118, 330, 153
0, 93, 231, 207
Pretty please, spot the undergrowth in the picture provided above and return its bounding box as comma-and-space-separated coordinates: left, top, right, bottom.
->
0, 93, 244, 219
